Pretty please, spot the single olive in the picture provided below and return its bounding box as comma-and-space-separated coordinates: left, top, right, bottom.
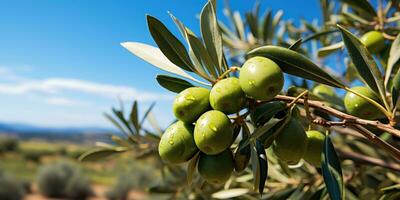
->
197, 150, 234, 184
158, 121, 198, 164
194, 110, 233, 155
210, 77, 246, 114
303, 130, 325, 167
312, 85, 335, 98
344, 86, 383, 120
239, 56, 284, 101
360, 31, 385, 54
173, 87, 210, 123
272, 118, 308, 165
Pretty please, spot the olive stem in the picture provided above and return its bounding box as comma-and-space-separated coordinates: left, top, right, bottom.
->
286, 90, 308, 108
345, 87, 392, 120
216, 66, 240, 81
273, 95, 400, 161
336, 149, 400, 171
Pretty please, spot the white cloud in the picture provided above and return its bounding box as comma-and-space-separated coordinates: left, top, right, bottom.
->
0, 76, 173, 101
45, 97, 83, 106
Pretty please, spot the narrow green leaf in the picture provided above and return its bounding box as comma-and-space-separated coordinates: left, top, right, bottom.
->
79, 147, 128, 162
317, 42, 344, 57
200, 0, 223, 73
337, 25, 388, 107
234, 137, 251, 172
140, 102, 156, 126
250, 101, 287, 126
104, 113, 129, 136
242, 118, 283, 148
288, 39, 303, 51
121, 42, 210, 86
147, 15, 194, 72
262, 10, 273, 43
233, 11, 245, 40
248, 45, 346, 88
186, 30, 218, 79
391, 69, 400, 111
342, 12, 370, 25
255, 140, 268, 196
321, 136, 344, 200
250, 142, 260, 191
303, 29, 339, 43
187, 152, 200, 185
156, 74, 194, 93
211, 188, 250, 199
339, 0, 377, 18
246, 12, 258, 38
113, 108, 134, 135
385, 33, 400, 87
130, 101, 139, 134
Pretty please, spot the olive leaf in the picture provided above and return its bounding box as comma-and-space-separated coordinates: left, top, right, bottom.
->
261, 10, 273, 43
241, 118, 283, 148
130, 101, 139, 134
288, 39, 303, 51
185, 29, 219, 79
250, 141, 260, 192
339, 0, 377, 19
303, 29, 339, 43
211, 188, 250, 199
250, 101, 287, 126
247, 45, 346, 88
337, 25, 388, 108
187, 152, 200, 185
121, 42, 210, 86
321, 135, 344, 200
255, 140, 268, 196
391, 69, 400, 112
385, 33, 400, 88
156, 74, 194, 93
78, 146, 128, 162
233, 11, 245, 40
317, 42, 344, 58
147, 15, 194, 72
200, 0, 223, 73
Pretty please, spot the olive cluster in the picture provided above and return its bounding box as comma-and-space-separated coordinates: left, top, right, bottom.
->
158, 57, 327, 184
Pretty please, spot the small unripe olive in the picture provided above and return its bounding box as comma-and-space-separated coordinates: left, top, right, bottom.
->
360, 31, 385, 54
173, 87, 210, 123
303, 130, 325, 167
210, 77, 246, 114
198, 150, 234, 184
158, 121, 198, 164
272, 118, 307, 165
194, 110, 233, 155
239, 56, 284, 101
344, 86, 383, 120
312, 85, 335, 98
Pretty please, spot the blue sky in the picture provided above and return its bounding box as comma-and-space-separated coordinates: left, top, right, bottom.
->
0, 0, 321, 128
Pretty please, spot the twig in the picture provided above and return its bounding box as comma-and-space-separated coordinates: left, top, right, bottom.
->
274, 95, 400, 138
337, 149, 400, 171
273, 95, 400, 161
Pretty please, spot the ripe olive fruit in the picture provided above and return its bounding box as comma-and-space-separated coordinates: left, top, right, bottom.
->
272, 118, 307, 165
210, 77, 246, 114
312, 85, 335, 98
344, 86, 383, 120
194, 110, 233, 155
158, 121, 198, 164
173, 87, 210, 123
303, 130, 325, 167
198, 150, 234, 184
360, 31, 385, 54
239, 56, 284, 101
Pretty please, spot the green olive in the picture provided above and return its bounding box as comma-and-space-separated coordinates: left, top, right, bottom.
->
210, 77, 246, 114
360, 31, 385, 54
198, 150, 234, 184
158, 121, 198, 164
239, 56, 284, 101
194, 110, 233, 155
272, 118, 307, 165
344, 86, 383, 120
303, 130, 325, 167
173, 87, 210, 123
312, 85, 335, 98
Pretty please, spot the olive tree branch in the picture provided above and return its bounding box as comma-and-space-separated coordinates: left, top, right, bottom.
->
336, 149, 400, 171
273, 95, 400, 161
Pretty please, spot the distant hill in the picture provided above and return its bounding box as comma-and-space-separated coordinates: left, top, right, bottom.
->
0, 122, 119, 143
